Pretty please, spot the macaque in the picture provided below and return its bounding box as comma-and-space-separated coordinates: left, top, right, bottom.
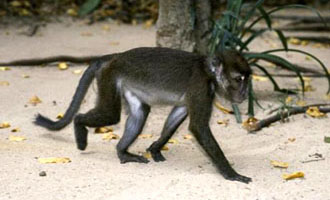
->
33, 47, 252, 183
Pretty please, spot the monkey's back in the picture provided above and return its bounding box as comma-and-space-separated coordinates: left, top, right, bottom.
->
109, 47, 206, 105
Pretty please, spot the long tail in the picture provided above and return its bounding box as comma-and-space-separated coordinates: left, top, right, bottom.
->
0, 55, 101, 66
34, 60, 102, 130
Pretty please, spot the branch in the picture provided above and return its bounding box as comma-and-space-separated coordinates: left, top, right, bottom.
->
250, 105, 330, 132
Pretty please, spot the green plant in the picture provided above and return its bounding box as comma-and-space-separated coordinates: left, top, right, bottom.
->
209, 0, 329, 119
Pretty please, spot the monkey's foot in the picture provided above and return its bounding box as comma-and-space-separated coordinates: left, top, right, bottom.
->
77, 142, 87, 151
118, 152, 149, 164
224, 173, 252, 184
147, 148, 166, 162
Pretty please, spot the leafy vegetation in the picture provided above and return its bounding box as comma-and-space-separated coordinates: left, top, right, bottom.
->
209, 0, 330, 118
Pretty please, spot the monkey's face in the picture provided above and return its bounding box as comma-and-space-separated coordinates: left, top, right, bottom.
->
212, 50, 251, 104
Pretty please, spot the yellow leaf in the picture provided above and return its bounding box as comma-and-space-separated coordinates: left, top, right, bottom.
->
288, 37, 301, 45
80, 32, 93, 37
10, 1, 21, 7
139, 134, 153, 139
288, 137, 296, 142
38, 157, 71, 164
295, 100, 306, 106
306, 107, 326, 118
305, 56, 312, 61
214, 101, 232, 114
301, 40, 309, 46
282, 172, 304, 180
102, 25, 110, 31
312, 43, 322, 48
252, 75, 268, 81
161, 145, 169, 151
58, 62, 68, 70
95, 127, 113, 134
144, 19, 154, 29
102, 133, 120, 141
168, 138, 179, 144
29, 95, 42, 105
11, 128, 20, 132
109, 41, 120, 46
143, 152, 152, 159
0, 67, 11, 71
56, 113, 64, 119
285, 96, 293, 104
67, 8, 78, 16
131, 19, 137, 26
217, 119, 229, 126
0, 81, 9, 86
270, 160, 289, 168
72, 69, 83, 74
9, 135, 26, 142
22, 74, 30, 78
0, 122, 11, 128
183, 134, 193, 140
242, 117, 259, 131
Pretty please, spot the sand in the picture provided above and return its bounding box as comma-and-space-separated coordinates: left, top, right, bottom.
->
0, 19, 329, 200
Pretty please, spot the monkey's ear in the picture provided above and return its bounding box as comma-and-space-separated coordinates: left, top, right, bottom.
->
205, 56, 223, 77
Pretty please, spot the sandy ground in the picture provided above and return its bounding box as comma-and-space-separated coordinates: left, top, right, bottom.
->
0, 19, 329, 200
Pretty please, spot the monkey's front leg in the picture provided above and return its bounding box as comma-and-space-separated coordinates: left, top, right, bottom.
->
188, 95, 251, 183
147, 106, 188, 162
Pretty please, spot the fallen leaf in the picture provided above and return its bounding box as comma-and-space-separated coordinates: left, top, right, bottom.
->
22, 74, 30, 78
271, 160, 289, 168
306, 107, 326, 118
0, 67, 11, 71
58, 62, 68, 70
95, 127, 113, 134
56, 113, 64, 119
102, 25, 110, 31
288, 138, 296, 142
102, 133, 120, 141
0, 122, 11, 128
19, 8, 31, 16
0, 81, 9, 86
109, 41, 120, 46
252, 75, 268, 81
131, 19, 137, 25
324, 136, 330, 143
305, 56, 312, 61
139, 134, 153, 139
81, 32, 93, 37
285, 96, 293, 104
282, 172, 304, 180
312, 43, 322, 48
144, 19, 154, 29
183, 134, 193, 140
295, 100, 306, 106
242, 117, 259, 131
214, 101, 233, 114
217, 119, 229, 126
288, 37, 301, 45
72, 69, 83, 74
29, 95, 42, 105
325, 94, 330, 100
161, 145, 169, 151
300, 40, 309, 46
143, 152, 152, 159
9, 135, 26, 142
11, 128, 20, 132
67, 8, 78, 16
168, 138, 179, 144
10, 1, 21, 7
38, 157, 71, 164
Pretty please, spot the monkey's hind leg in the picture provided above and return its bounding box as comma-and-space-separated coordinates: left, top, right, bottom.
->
116, 91, 150, 164
147, 106, 187, 162
74, 78, 121, 151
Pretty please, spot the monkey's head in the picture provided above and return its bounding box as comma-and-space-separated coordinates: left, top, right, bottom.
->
207, 49, 251, 103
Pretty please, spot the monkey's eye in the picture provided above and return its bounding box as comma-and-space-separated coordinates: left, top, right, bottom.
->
234, 75, 245, 82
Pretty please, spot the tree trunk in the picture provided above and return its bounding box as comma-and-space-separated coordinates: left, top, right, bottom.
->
156, 0, 212, 55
